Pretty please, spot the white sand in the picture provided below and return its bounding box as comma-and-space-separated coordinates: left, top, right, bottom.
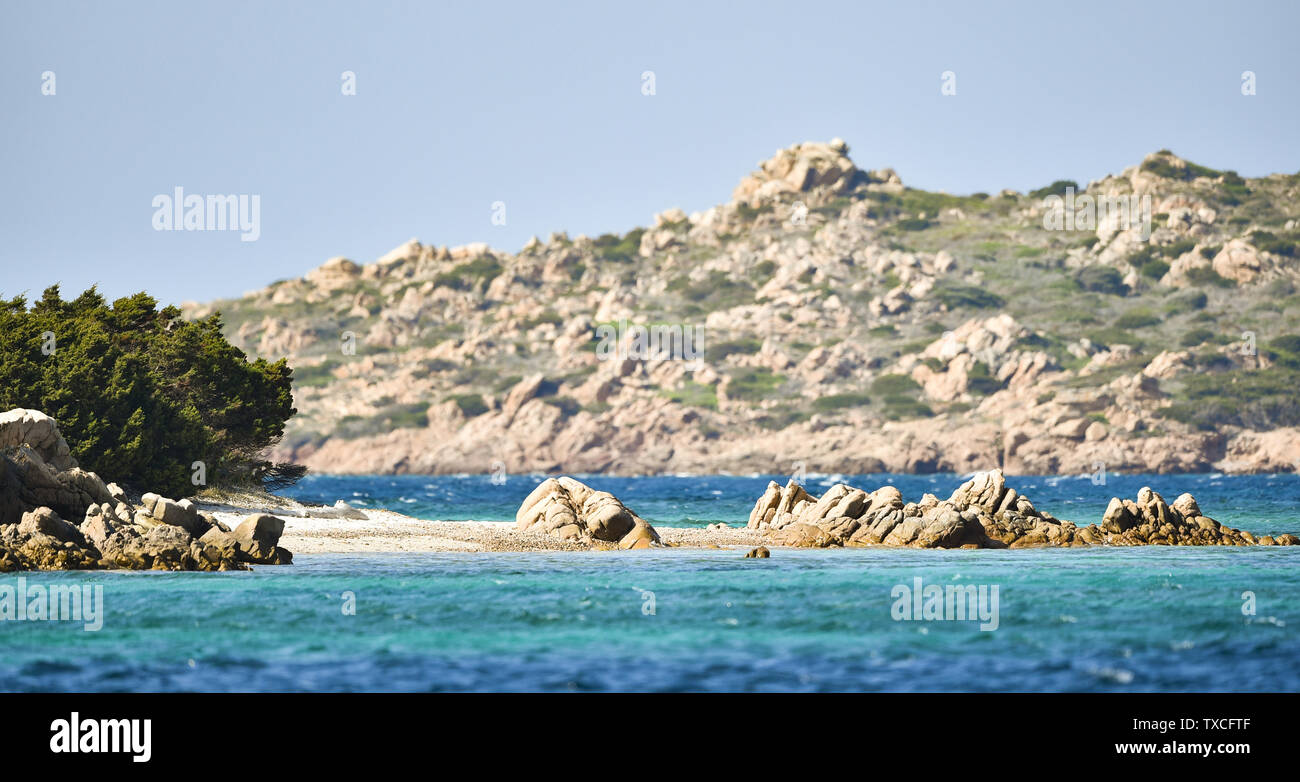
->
195, 494, 767, 554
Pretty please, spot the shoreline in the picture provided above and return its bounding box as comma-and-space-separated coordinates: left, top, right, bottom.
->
198, 497, 767, 554
192, 471, 1297, 556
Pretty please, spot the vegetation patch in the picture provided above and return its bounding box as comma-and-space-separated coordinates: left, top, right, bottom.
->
726, 368, 783, 401
661, 381, 718, 410
705, 338, 762, 363
435, 255, 503, 292
1140, 154, 1223, 181
0, 287, 298, 495
933, 281, 1005, 310
592, 229, 645, 264
812, 392, 871, 412
446, 394, 488, 418
1074, 266, 1128, 296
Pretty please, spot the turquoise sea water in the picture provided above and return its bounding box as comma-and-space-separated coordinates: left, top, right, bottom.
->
2, 474, 1298, 692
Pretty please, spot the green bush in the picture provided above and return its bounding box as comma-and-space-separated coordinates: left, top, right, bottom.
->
337, 403, 429, 438
1136, 254, 1170, 279
667, 271, 754, 306
1168, 289, 1208, 310
966, 361, 1003, 395
1266, 336, 1300, 369
726, 368, 782, 401
1140, 155, 1222, 181
661, 381, 718, 409
0, 287, 298, 496
871, 374, 921, 395
1179, 327, 1215, 348
933, 281, 1005, 310
1085, 327, 1142, 350
446, 394, 488, 418
1027, 180, 1079, 200
1250, 230, 1300, 258
542, 396, 581, 418
812, 393, 871, 412
1157, 368, 1300, 430
882, 396, 934, 420
1075, 266, 1128, 296
434, 255, 503, 291
1114, 310, 1161, 329
592, 229, 645, 264
1184, 266, 1234, 288
705, 338, 762, 363
754, 405, 811, 430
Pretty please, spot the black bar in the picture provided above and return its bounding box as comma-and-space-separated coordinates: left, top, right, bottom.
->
0, 692, 1291, 768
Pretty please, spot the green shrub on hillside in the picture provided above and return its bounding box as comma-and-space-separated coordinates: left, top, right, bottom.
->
933, 281, 1005, 310
812, 393, 871, 412
1179, 327, 1216, 348
1114, 309, 1161, 329
1075, 266, 1128, 296
1167, 289, 1208, 311
871, 374, 921, 395
1158, 367, 1300, 430
1140, 155, 1222, 181
1250, 230, 1300, 258
1027, 180, 1078, 200
661, 381, 718, 410
434, 255, 503, 291
705, 338, 762, 363
667, 271, 754, 306
0, 286, 298, 495
1183, 266, 1234, 288
592, 229, 646, 264
1266, 335, 1300, 369
446, 394, 489, 417
966, 361, 1004, 395
726, 368, 782, 400
882, 396, 934, 420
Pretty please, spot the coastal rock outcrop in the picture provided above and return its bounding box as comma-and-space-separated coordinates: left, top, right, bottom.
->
748, 474, 995, 549
516, 476, 661, 548
746, 469, 1292, 549
0, 408, 294, 571
1096, 488, 1292, 546
0, 497, 293, 572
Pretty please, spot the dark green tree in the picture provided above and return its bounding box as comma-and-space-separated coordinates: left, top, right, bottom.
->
0, 286, 299, 496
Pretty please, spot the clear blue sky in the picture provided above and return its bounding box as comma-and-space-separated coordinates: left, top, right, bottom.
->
2, 0, 1297, 305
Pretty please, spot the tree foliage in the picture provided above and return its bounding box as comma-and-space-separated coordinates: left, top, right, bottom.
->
0, 286, 298, 496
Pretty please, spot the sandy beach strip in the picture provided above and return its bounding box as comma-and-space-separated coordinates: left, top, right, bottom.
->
196, 497, 767, 554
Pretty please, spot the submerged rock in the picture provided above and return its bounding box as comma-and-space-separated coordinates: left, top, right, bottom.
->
516, 476, 661, 548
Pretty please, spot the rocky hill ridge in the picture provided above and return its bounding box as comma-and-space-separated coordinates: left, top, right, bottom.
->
188, 139, 1300, 476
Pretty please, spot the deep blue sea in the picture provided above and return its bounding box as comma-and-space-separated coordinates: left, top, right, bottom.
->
2, 473, 1298, 692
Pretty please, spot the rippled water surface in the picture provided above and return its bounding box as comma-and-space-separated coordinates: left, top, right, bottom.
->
2, 474, 1297, 692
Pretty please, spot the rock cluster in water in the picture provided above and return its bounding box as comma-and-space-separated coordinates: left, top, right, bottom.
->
747, 469, 1297, 549
516, 476, 660, 549
0, 408, 292, 571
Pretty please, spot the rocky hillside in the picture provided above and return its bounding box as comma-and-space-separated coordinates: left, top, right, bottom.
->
188, 139, 1300, 475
